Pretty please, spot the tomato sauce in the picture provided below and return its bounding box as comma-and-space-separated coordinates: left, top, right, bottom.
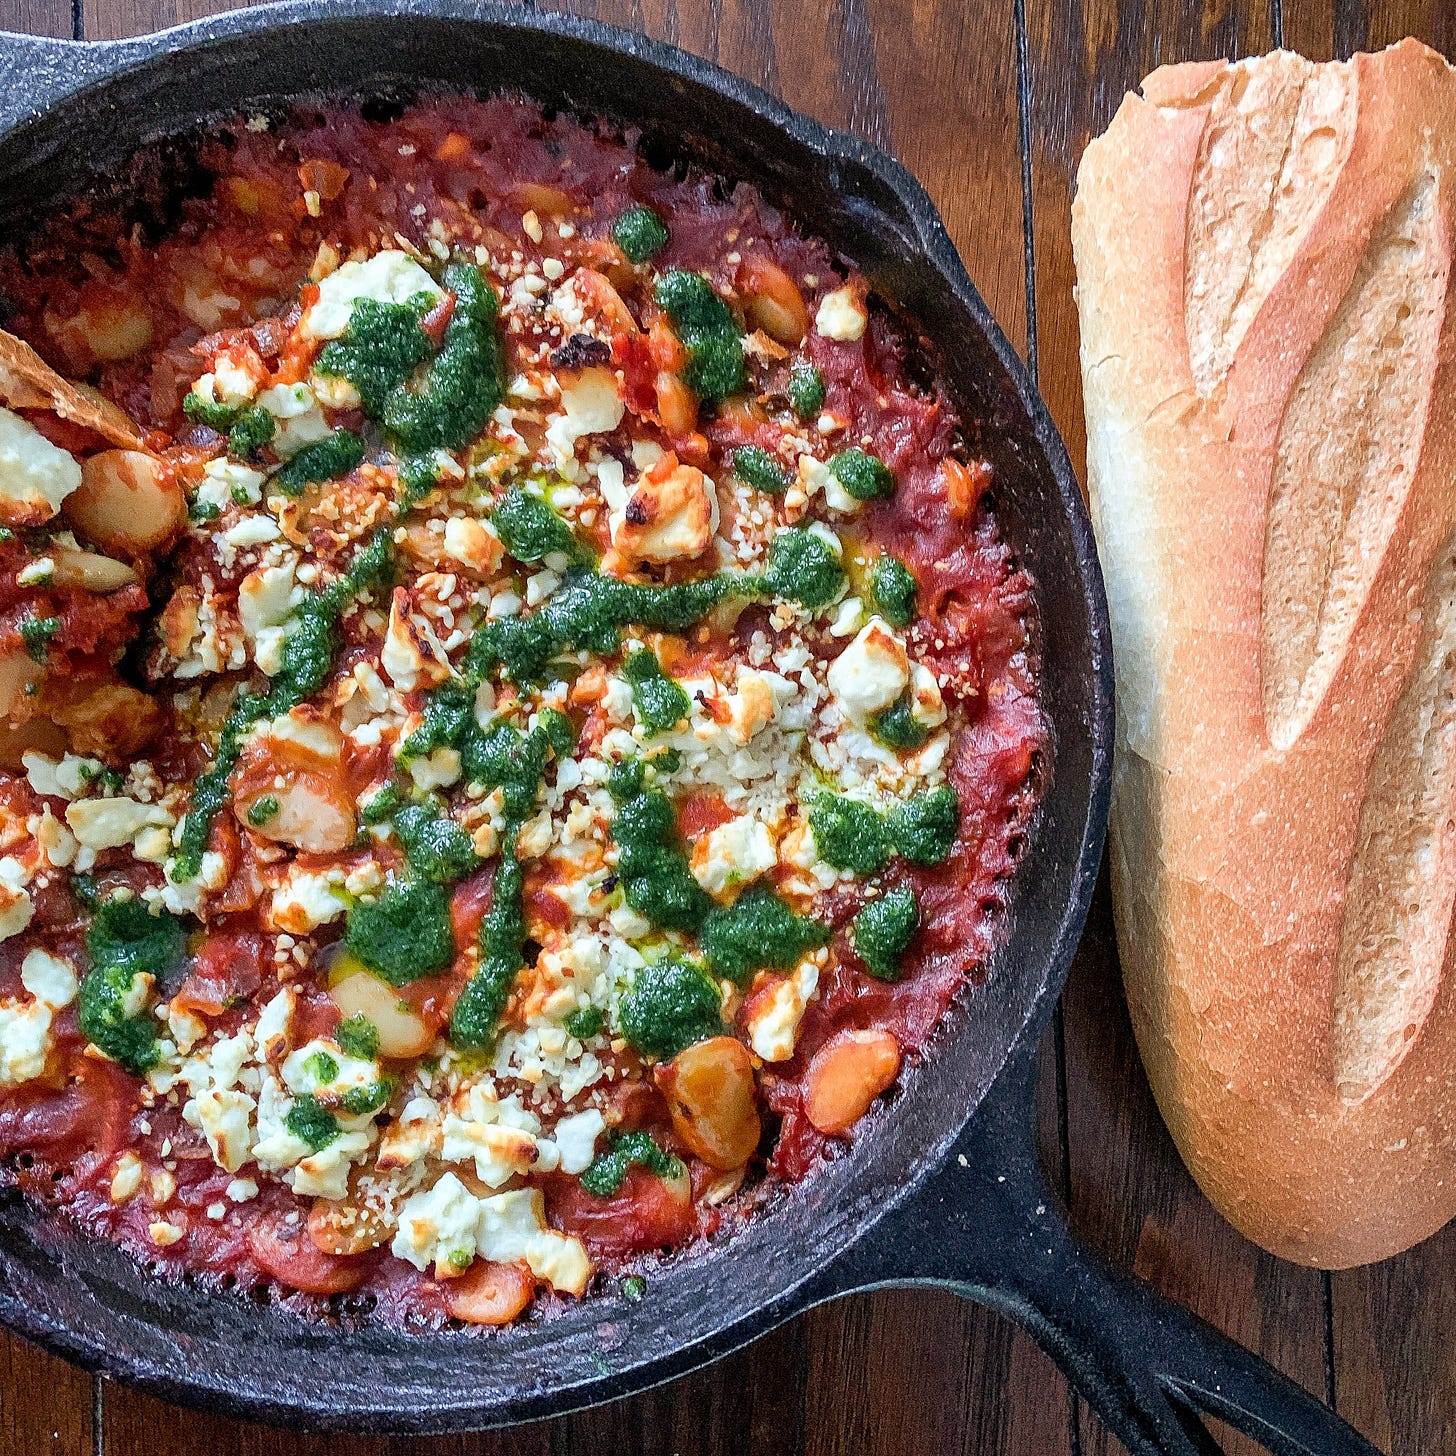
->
0, 95, 1042, 1325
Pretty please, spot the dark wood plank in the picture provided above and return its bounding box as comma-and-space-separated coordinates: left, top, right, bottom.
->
63, 0, 1067, 1451
0, 0, 68, 37
0, 1328, 94, 1456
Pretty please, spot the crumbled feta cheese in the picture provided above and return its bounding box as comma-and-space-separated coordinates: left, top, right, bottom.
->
815, 285, 868, 342
392, 1177, 591, 1293
186, 1088, 255, 1173
476, 1187, 591, 1295
270, 868, 347, 933
255, 382, 331, 457
441, 1086, 544, 1188
65, 796, 174, 852
826, 617, 910, 719
544, 367, 624, 473
0, 407, 81, 521
392, 1171, 486, 1276
220, 512, 282, 548
0, 998, 51, 1086
551, 1109, 605, 1175
237, 561, 300, 676
196, 457, 266, 513
20, 948, 76, 1009
302, 249, 443, 341
442, 515, 503, 577
382, 586, 451, 691
691, 815, 777, 897
747, 958, 820, 1061
407, 747, 462, 793
607, 456, 717, 564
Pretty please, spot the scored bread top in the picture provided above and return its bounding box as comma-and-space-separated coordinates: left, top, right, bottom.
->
1074, 39, 1456, 1267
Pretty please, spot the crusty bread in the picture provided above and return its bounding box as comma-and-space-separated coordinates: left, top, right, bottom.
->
1073, 39, 1456, 1268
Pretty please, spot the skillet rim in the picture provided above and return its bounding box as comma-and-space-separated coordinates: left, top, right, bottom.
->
0, 0, 1113, 1430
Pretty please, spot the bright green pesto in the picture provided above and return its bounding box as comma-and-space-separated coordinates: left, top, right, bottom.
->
398, 681, 474, 763
449, 840, 524, 1050
624, 648, 690, 736
580, 1129, 683, 1197
808, 792, 892, 876
398, 453, 442, 504
78, 898, 186, 1074
759, 528, 846, 610
491, 486, 587, 566
870, 554, 918, 628
344, 878, 455, 986
618, 957, 723, 1059
226, 405, 276, 459
886, 784, 960, 865
829, 447, 895, 501
340, 1078, 394, 1116
181, 390, 236, 433
699, 885, 828, 986
608, 762, 710, 934
786, 362, 826, 420
359, 781, 404, 826
316, 263, 503, 454
336, 1013, 380, 1061
384, 263, 503, 452
564, 1005, 604, 1041
182, 393, 275, 458
469, 569, 733, 686
654, 270, 746, 406
19, 613, 60, 664
448, 711, 574, 1050
732, 444, 790, 495
852, 887, 919, 981
393, 803, 480, 885
316, 294, 435, 416
304, 1050, 339, 1084
810, 785, 960, 875
245, 795, 280, 827
870, 694, 930, 752
611, 205, 669, 264
285, 1094, 340, 1151
273, 429, 366, 496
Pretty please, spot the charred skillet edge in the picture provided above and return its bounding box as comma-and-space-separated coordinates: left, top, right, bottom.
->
0, 0, 1113, 1432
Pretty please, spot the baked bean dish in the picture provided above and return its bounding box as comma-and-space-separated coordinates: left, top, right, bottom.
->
0, 97, 1041, 1325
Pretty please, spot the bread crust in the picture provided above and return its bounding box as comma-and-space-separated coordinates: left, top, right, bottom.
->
1074, 39, 1456, 1267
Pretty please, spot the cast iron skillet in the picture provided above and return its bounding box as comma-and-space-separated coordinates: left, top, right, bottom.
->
0, 6, 1380, 1452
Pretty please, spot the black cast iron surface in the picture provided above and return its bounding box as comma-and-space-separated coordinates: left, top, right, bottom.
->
0, 6, 1380, 1452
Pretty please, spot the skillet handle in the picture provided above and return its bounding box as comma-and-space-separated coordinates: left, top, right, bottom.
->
838, 1050, 1382, 1456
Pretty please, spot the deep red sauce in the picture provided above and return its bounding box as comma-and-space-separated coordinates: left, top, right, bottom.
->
0, 96, 1042, 1325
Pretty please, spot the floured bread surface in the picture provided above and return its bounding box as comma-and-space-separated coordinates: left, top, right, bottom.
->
1075, 39, 1456, 1267
1261, 168, 1449, 748
1184, 53, 1353, 396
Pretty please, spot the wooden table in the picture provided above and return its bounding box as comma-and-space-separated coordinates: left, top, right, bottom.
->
1, 0, 1452, 1451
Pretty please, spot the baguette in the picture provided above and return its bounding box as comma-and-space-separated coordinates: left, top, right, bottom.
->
1073, 40, 1456, 1268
